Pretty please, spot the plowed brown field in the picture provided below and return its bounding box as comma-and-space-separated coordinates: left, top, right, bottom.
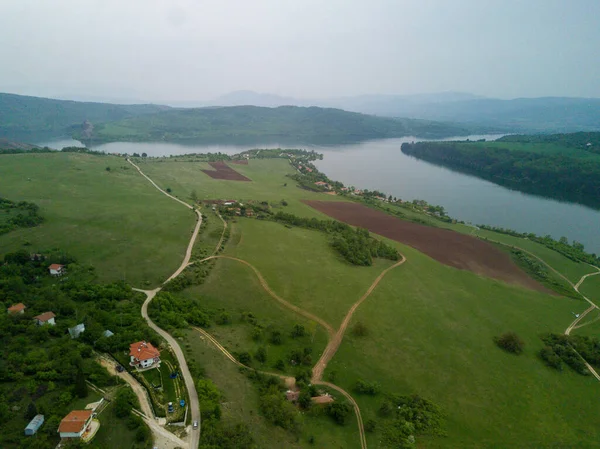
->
304, 200, 550, 293
202, 161, 251, 181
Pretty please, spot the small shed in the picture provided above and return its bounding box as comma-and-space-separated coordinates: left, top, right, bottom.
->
24, 414, 44, 436
69, 323, 86, 339
102, 329, 114, 338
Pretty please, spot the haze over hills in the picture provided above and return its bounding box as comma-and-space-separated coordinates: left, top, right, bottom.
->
206, 91, 600, 133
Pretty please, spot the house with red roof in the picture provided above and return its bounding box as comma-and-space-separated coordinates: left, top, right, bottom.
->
48, 264, 64, 276
7, 303, 26, 314
33, 312, 56, 326
129, 341, 161, 369
58, 410, 93, 439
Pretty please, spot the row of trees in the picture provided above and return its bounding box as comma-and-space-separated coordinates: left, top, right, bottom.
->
480, 224, 599, 265
270, 211, 400, 266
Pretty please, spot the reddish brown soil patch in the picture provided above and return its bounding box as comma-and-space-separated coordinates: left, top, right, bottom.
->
303, 200, 550, 293
229, 159, 249, 165
201, 161, 251, 181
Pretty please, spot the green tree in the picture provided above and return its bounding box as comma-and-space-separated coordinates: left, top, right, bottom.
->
255, 347, 267, 364
494, 332, 525, 354
24, 401, 38, 420
74, 368, 88, 398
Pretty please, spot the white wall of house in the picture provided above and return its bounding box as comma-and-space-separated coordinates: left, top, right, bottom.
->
59, 430, 84, 438
50, 268, 62, 276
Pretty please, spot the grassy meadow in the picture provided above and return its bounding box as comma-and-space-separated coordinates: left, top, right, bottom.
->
324, 241, 598, 447
0, 152, 193, 286
134, 157, 346, 217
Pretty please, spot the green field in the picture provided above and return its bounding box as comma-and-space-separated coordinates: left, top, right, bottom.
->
135, 157, 345, 217
0, 153, 192, 286
4, 151, 600, 448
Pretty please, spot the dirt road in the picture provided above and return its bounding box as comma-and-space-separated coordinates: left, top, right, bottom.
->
200, 255, 335, 337
565, 266, 600, 335
129, 158, 202, 449
312, 257, 406, 382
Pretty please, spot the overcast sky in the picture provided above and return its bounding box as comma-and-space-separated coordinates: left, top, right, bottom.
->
1, 0, 598, 103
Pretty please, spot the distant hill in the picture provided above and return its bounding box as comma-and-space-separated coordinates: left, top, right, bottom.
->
208, 91, 600, 133
399, 97, 600, 133
0, 92, 171, 141
0, 138, 40, 151
76, 105, 475, 144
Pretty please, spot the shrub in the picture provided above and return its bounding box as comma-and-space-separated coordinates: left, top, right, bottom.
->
365, 419, 377, 433
494, 332, 524, 354
326, 402, 352, 425
353, 379, 381, 395
351, 322, 369, 337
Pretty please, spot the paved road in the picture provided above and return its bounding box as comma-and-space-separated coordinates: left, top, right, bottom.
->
128, 158, 202, 449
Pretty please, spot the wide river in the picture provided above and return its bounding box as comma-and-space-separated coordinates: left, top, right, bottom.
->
40, 136, 600, 254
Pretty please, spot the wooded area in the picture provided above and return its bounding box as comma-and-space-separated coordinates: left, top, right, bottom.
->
401, 135, 600, 209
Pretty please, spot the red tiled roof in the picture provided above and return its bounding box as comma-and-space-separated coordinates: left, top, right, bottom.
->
8, 303, 26, 313
34, 311, 56, 322
58, 410, 93, 433
49, 264, 64, 270
129, 341, 160, 361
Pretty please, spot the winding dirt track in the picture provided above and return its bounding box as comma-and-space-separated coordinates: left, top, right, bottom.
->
128, 158, 202, 449
197, 252, 407, 449
311, 257, 406, 382
199, 255, 336, 337
194, 327, 295, 387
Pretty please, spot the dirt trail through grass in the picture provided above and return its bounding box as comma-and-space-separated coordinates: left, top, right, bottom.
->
311, 257, 406, 382
199, 255, 336, 337
193, 327, 296, 388
128, 158, 202, 449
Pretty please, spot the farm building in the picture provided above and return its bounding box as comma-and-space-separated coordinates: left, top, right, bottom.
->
24, 414, 44, 436
129, 341, 161, 369
48, 264, 64, 276
7, 303, 26, 314
33, 311, 56, 326
58, 410, 93, 439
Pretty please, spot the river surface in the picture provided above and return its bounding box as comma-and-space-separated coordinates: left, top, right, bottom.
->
38, 136, 600, 254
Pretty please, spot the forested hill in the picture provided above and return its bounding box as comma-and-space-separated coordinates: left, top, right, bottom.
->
74, 105, 474, 144
0, 92, 170, 141
401, 133, 600, 209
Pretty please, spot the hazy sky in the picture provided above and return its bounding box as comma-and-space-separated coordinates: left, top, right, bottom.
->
1, 0, 598, 103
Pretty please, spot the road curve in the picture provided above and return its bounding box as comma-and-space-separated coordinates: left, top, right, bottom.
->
565, 266, 600, 335
128, 158, 202, 449
199, 255, 336, 337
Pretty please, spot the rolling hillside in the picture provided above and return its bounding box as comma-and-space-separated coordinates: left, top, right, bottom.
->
75, 105, 473, 144
0, 92, 170, 141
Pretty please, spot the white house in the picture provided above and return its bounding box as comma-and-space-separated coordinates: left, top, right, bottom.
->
58, 410, 93, 439
129, 341, 161, 369
48, 264, 65, 276
34, 312, 56, 326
